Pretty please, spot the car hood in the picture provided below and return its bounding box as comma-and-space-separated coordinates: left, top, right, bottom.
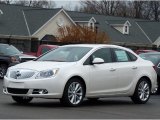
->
9, 61, 77, 71
19, 54, 36, 59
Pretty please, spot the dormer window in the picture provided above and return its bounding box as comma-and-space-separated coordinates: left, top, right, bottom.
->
124, 25, 129, 34
125, 26, 128, 32
108, 20, 131, 35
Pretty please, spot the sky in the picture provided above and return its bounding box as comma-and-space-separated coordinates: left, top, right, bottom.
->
54, 0, 81, 10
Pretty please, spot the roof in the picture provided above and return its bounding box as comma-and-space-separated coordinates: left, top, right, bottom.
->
0, 4, 31, 36
0, 4, 160, 47
72, 17, 92, 22
107, 20, 127, 25
0, 4, 61, 36
23, 8, 61, 35
67, 11, 152, 46
62, 44, 132, 50
137, 21, 160, 42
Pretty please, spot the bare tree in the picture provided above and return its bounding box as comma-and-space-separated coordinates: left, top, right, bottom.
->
150, 1, 160, 21
14, 0, 56, 8
80, 0, 121, 16
79, 0, 160, 21
0, 0, 13, 4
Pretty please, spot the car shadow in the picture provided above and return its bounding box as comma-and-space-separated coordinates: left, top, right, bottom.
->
6, 98, 151, 108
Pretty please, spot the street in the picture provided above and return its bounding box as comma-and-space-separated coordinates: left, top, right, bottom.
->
0, 79, 160, 119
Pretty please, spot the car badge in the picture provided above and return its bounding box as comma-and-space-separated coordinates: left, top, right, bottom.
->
15, 71, 21, 79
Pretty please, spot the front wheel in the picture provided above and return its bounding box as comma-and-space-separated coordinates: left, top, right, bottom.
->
60, 78, 85, 107
12, 96, 33, 104
131, 78, 151, 104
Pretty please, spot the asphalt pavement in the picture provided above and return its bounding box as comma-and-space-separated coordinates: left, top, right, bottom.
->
0, 79, 160, 119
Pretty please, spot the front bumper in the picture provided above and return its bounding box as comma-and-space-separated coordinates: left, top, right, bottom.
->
3, 76, 63, 98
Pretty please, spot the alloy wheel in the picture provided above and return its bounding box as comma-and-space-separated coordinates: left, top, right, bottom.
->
138, 81, 150, 101
68, 82, 83, 105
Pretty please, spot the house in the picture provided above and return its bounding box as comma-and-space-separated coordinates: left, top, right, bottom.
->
0, 3, 160, 52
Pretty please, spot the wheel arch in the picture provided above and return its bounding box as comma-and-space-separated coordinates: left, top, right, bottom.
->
64, 75, 87, 96
139, 76, 152, 89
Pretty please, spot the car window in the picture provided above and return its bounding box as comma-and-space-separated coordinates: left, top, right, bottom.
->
37, 46, 92, 62
140, 54, 160, 65
0, 44, 21, 56
127, 52, 137, 61
84, 48, 112, 65
41, 47, 50, 54
113, 48, 131, 62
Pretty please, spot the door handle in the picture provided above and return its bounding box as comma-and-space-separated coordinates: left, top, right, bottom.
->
132, 66, 137, 69
110, 68, 116, 71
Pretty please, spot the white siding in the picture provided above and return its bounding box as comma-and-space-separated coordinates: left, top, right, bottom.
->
114, 26, 124, 33
32, 11, 75, 40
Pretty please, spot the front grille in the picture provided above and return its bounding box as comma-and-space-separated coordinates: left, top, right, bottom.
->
7, 88, 29, 94
10, 70, 35, 79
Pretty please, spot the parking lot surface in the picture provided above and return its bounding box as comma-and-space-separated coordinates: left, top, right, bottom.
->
0, 79, 160, 119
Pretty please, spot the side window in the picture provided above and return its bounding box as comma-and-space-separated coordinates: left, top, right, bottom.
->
127, 52, 137, 61
84, 48, 112, 65
113, 48, 130, 62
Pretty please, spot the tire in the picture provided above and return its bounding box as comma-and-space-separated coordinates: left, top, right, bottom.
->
0, 64, 8, 79
153, 79, 160, 95
12, 96, 33, 104
60, 78, 85, 107
131, 78, 151, 104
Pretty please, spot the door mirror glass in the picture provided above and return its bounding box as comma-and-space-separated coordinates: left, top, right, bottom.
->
92, 58, 104, 64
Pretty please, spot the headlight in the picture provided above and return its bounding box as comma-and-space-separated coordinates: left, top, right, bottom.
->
10, 56, 20, 63
35, 68, 59, 79
5, 69, 9, 78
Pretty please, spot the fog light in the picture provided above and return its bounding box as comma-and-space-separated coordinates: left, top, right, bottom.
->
32, 89, 48, 94
3, 87, 7, 93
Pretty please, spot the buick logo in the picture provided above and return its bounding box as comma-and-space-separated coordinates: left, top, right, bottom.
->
15, 71, 21, 79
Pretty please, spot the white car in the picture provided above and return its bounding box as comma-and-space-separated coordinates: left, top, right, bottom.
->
3, 44, 157, 106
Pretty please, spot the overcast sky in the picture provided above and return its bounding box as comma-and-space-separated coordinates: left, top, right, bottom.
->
54, 0, 80, 10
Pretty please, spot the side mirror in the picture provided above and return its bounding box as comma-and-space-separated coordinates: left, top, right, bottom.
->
20, 51, 23, 54
92, 58, 104, 64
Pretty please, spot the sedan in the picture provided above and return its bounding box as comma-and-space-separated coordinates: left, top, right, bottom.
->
139, 52, 160, 94
3, 44, 157, 106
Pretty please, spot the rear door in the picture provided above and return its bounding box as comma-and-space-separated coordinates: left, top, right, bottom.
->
111, 48, 138, 93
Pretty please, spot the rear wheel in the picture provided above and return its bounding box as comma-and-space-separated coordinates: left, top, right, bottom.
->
60, 78, 85, 107
154, 78, 160, 95
131, 78, 151, 104
0, 64, 8, 79
12, 96, 33, 104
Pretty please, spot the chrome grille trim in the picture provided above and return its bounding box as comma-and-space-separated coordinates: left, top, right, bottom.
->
10, 69, 35, 79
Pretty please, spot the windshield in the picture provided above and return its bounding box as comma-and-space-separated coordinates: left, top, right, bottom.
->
0, 44, 21, 56
139, 54, 160, 65
37, 46, 92, 62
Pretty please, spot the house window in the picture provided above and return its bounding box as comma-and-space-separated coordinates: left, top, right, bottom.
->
90, 23, 93, 29
124, 25, 129, 34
